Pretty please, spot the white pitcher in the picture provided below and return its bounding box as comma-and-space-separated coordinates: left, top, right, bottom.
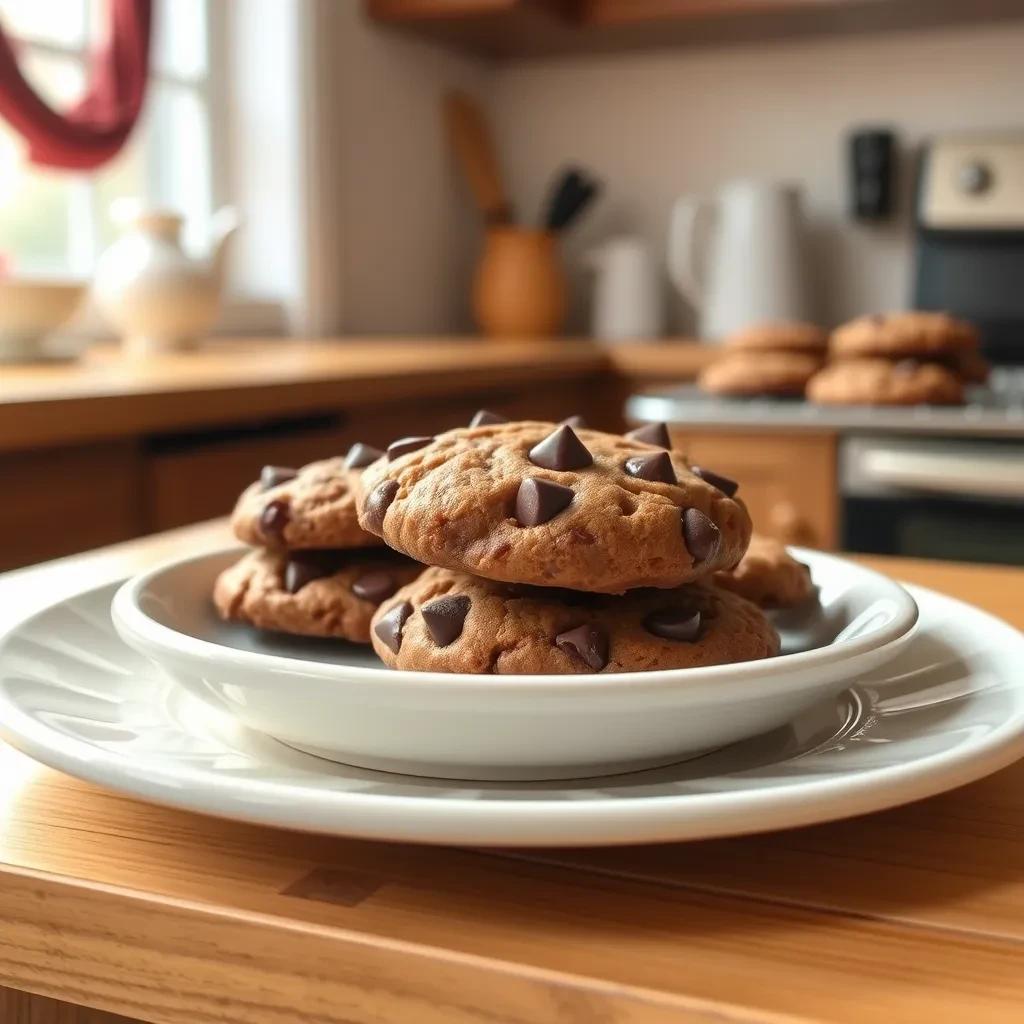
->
585, 235, 664, 342
667, 180, 812, 341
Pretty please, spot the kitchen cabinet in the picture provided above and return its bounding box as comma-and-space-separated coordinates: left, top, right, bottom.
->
366, 0, 1019, 59
671, 427, 838, 548
0, 443, 143, 570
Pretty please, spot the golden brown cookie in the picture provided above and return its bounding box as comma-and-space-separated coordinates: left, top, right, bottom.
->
714, 534, 813, 609
723, 321, 827, 355
356, 419, 751, 594
370, 566, 779, 674
213, 548, 422, 643
698, 352, 822, 397
231, 448, 385, 550
806, 358, 964, 406
830, 311, 978, 360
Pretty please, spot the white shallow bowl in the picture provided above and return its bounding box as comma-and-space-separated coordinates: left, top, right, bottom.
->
111, 548, 917, 781
0, 277, 85, 362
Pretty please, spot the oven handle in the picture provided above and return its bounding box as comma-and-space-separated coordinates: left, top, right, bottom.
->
859, 447, 1024, 499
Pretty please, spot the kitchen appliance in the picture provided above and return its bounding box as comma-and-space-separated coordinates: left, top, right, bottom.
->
667, 179, 813, 340
841, 431, 1024, 566
585, 235, 663, 342
914, 132, 1024, 365
848, 127, 895, 221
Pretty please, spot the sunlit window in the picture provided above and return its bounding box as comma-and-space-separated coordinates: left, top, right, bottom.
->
0, 0, 216, 277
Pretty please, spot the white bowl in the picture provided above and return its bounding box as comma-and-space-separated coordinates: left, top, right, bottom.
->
112, 548, 918, 781
0, 277, 85, 362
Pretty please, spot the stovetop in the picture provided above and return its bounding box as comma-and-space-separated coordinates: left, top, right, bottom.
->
627, 368, 1024, 439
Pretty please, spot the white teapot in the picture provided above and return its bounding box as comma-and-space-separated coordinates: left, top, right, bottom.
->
93, 204, 239, 356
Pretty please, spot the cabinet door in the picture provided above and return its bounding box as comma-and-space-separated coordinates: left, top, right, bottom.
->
670, 429, 838, 549
0, 443, 143, 571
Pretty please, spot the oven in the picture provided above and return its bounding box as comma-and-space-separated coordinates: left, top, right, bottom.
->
840, 436, 1024, 566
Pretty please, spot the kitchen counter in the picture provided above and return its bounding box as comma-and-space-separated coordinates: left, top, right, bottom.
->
0, 337, 711, 452
2, 520, 1024, 1023
629, 380, 1024, 438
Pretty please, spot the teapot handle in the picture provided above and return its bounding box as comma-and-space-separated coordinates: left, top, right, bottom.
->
667, 195, 712, 310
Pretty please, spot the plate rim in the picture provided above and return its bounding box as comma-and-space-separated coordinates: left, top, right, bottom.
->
0, 581, 1022, 845
110, 545, 920, 692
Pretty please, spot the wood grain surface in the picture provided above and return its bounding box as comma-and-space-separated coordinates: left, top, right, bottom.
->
0, 522, 1022, 1023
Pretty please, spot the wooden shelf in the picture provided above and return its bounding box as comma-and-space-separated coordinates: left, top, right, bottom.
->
366, 0, 1024, 59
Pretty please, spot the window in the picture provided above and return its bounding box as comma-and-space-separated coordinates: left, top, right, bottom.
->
0, 0, 220, 278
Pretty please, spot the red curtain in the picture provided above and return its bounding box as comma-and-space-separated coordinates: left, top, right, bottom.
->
0, 0, 152, 171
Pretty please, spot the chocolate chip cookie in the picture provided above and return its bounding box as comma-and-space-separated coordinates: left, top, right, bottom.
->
213, 548, 422, 642
371, 566, 778, 674
356, 420, 752, 593
830, 311, 978, 360
714, 534, 813, 609
231, 447, 386, 550
723, 321, 827, 355
806, 358, 964, 406
698, 352, 822, 397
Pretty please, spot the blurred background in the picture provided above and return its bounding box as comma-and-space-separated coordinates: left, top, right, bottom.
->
1, 0, 1022, 569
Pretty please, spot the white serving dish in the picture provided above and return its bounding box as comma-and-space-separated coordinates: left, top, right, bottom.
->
111, 548, 917, 781
0, 580, 1017, 846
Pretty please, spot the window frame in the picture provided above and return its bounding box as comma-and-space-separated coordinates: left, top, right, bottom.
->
5, 0, 225, 278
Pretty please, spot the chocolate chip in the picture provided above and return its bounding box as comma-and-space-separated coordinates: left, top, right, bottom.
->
560, 414, 586, 429
344, 442, 384, 470
260, 465, 297, 491
352, 571, 397, 603
387, 436, 433, 461
470, 409, 508, 427
259, 499, 290, 543
374, 601, 412, 654
681, 508, 721, 564
644, 607, 702, 642
691, 465, 738, 498
624, 450, 677, 484
555, 623, 609, 671
625, 422, 671, 448
284, 551, 341, 594
515, 477, 573, 526
363, 479, 399, 532
421, 594, 471, 646
528, 425, 593, 471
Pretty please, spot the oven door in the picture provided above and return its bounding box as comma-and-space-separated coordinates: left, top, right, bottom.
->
840, 437, 1024, 566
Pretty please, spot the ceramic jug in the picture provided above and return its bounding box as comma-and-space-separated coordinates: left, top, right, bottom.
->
667, 180, 812, 341
93, 205, 239, 356
585, 235, 663, 342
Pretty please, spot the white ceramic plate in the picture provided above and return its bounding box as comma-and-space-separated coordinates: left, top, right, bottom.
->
109, 548, 918, 780
0, 580, 1020, 846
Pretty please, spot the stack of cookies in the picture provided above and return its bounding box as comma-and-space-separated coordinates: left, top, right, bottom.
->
349, 413, 812, 674
214, 451, 422, 643
807, 311, 987, 406
697, 321, 827, 398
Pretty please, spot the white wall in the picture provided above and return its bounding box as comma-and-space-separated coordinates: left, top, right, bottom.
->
331, 5, 488, 334
487, 20, 1024, 334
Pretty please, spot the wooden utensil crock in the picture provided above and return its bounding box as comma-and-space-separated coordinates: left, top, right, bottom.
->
473, 227, 568, 339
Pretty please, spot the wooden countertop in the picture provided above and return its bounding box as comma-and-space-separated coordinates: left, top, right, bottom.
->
2, 521, 1024, 1023
0, 337, 711, 452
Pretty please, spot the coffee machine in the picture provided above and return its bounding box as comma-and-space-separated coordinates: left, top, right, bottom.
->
914, 132, 1024, 364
